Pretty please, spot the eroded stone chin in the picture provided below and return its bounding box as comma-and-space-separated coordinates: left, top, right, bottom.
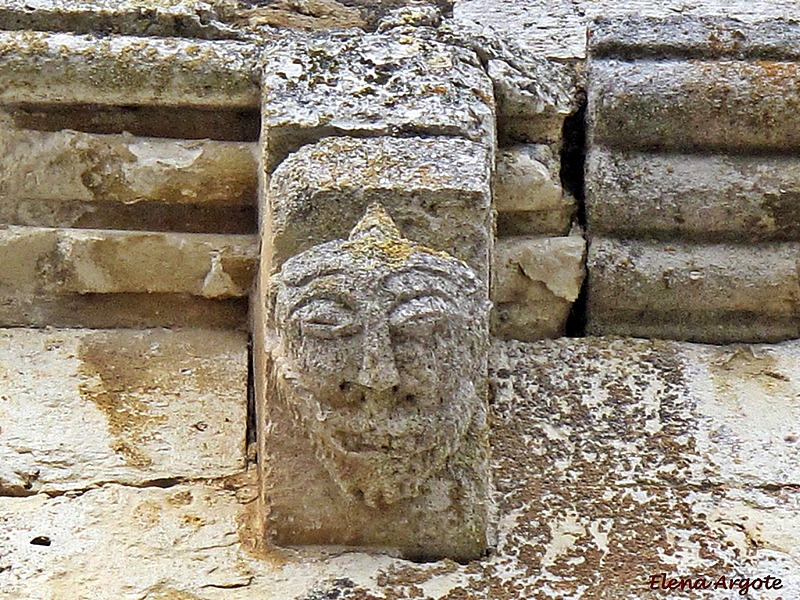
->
276, 363, 480, 507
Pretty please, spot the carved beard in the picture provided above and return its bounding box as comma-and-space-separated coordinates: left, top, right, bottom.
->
274, 356, 483, 508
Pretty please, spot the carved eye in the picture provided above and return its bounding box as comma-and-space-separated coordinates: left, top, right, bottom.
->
389, 296, 457, 336
293, 298, 360, 339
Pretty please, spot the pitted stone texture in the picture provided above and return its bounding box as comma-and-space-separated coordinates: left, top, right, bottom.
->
0, 329, 247, 495
586, 238, 800, 344
0, 115, 257, 231
492, 337, 800, 489
589, 58, 800, 153
263, 205, 490, 562
589, 15, 800, 61
586, 148, 800, 242
267, 136, 492, 281
495, 144, 573, 235
454, 0, 796, 60
0, 0, 241, 39
3, 338, 799, 599
491, 234, 585, 341
400, 17, 578, 143
0, 31, 259, 107
260, 30, 494, 169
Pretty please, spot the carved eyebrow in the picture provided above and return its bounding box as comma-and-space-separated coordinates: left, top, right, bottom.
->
283, 267, 346, 288
381, 268, 464, 301
285, 293, 356, 320
389, 288, 456, 306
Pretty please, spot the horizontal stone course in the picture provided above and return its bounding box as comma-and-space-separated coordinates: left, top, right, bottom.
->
586, 148, 800, 242
589, 58, 800, 152
0, 226, 257, 297
0, 328, 248, 495
589, 15, 800, 60
0, 30, 260, 107
0, 227, 256, 328
492, 337, 800, 488
2, 337, 799, 598
586, 237, 800, 343
0, 117, 258, 208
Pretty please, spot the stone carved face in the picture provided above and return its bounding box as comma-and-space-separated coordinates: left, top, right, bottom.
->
272, 204, 489, 507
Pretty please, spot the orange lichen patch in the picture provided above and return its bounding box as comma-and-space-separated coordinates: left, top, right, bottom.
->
343, 202, 452, 268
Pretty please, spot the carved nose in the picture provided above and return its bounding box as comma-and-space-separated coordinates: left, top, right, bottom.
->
357, 326, 399, 392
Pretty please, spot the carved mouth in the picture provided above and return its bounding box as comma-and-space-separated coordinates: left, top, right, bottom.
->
329, 429, 427, 454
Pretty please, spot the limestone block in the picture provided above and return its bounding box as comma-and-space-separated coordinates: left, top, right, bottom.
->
0, 31, 259, 107
0, 484, 261, 599
0, 116, 258, 208
495, 145, 561, 212
489, 58, 576, 144
2, 337, 800, 598
267, 136, 492, 282
259, 205, 491, 562
491, 233, 585, 341
587, 147, 800, 242
0, 329, 247, 495
412, 17, 579, 143
586, 237, 800, 343
491, 336, 800, 489
0, 226, 257, 297
587, 14, 800, 155
494, 144, 574, 235
589, 14, 800, 62
260, 30, 494, 169
0, 0, 240, 38
589, 58, 800, 153
0, 293, 249, 330
454, 0, 797, 61
2, 482, 798, 599
0, 227, 255, 328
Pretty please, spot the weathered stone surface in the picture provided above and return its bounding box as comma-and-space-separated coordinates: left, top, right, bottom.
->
267, 136, 492, 281
454, 0, 795, 60
489, 58, 576, 144
0, 483, 266, 599
495, 145, 561, 212
5, 103, 261, 142
0, 227, 255, 327
0, 0, 241, 39
586, 148, 800, 242
589, 14, 800, 61
493, 337, 800, 489
0, 116, 257, 207
586, 237, 800, 343
3, 337, 800, 599
261, 205, 491, 562
0, 328, 247, 495
0, 293, 249, 330
492, 234, 585, 341
495, 144, 574, 235
405, 17, 579, 143
589, 58, 800, 153
0, 226, 257, 297
260, 30, 494, 169
0, 30, 260, 107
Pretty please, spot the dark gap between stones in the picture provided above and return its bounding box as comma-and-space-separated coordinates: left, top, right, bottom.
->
561, 94, 588, 337
6, 103, 261, 142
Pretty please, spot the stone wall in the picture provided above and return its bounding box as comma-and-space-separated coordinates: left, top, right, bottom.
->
0, 2, 798, 599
